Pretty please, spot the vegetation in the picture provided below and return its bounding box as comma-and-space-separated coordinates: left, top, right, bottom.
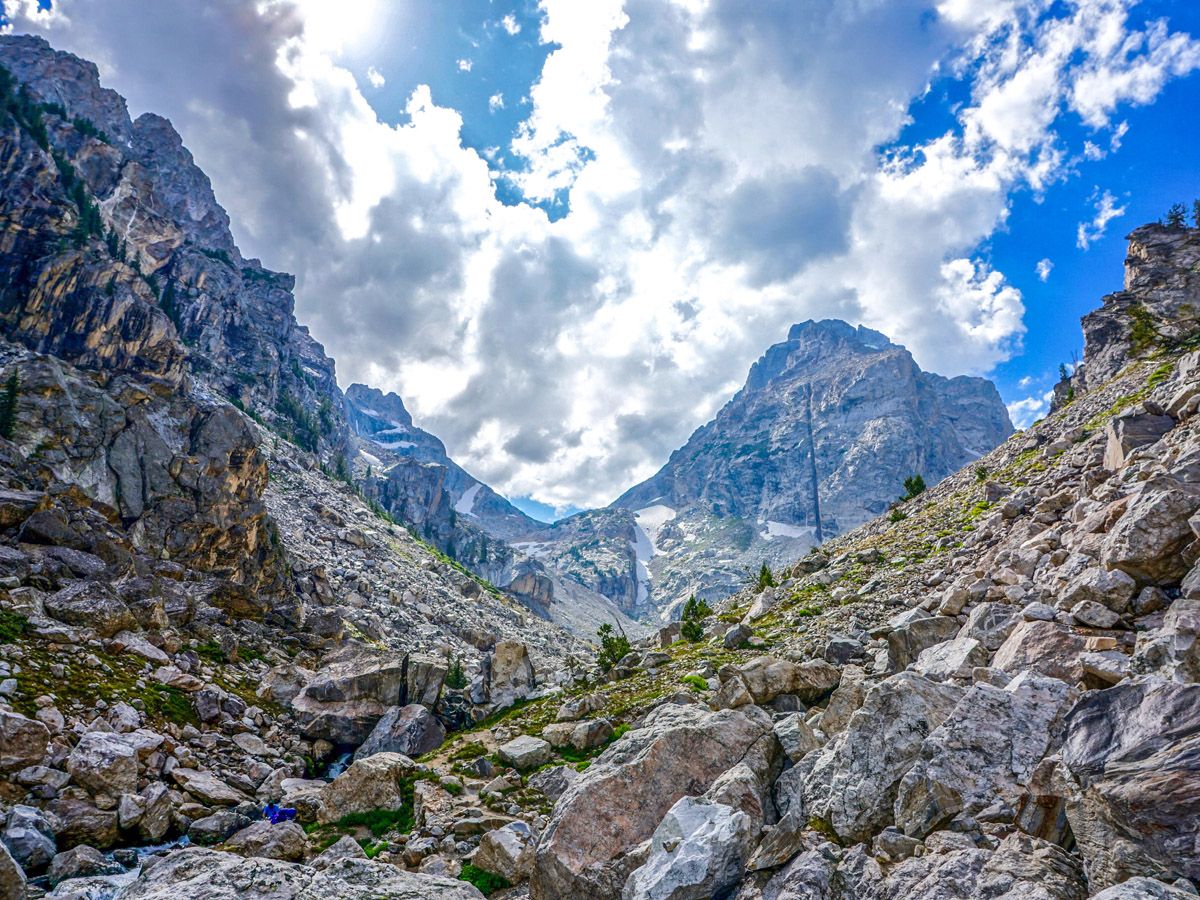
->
0, 609, 28, 643
900, 473, 926, 501
1165, 202, 1188, 228
1127, 303, 1158, 354
276, 393, 320, 452
887, 509, 907, 523
973, 464, 988, 483
459, 864, 511, 895
679, 594, 713, 642
445, 657, 468, 690
755, 562, 776, 591
681, 673, 708, 691
0, 370, 19, 440
0, 64, 50, 149
596, 623, 632, 673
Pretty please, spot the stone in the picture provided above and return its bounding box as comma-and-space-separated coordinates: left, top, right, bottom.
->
723, 623, 752, 648
3, 805, 57, 873
291, 651, 406, 745
1062, 567, 1138, 613
108, 631, 170, 665
189, 810, 253, 846
818, 666, 866, 736
221, 820, 307, 861
911, 637, 988, 681
67, 732, 138, 799
0, 710, 50, 773
487, 640, 536, 709
353, 704, 446, 761
308, 834, 366, 871
529, 765, 579, 802
1133, 598, 1200, 682
47, 845, 122, 887
886, 616, 960, 671
621, 797, 752, 900
732, 657, 839, 705
556, 693, 604, 722
474, 821, 537, 883
1104, 411, 1175, 470
894, 672, 1076, 838
959, 602, 1021, 651
0, 841, 23, 900
317, 752, 417, 824
45, 795, 119, 850
170, 769, 247, 806
43, 582, 136, 639
404, 656, 447, 708
1071, 599, 1121, 629
532, 703, 773, 900
570, 719, 614, 751
497, 735, 552, 770
773, 712, 820, 763
824, 635, 863, 664
113, 847, 485, 898
1060, 678, 1200, 890
1091, 878, 1200, 899
804, 672, 964, 843
1102, 478, 1200, 584
992, 620, 1092, 684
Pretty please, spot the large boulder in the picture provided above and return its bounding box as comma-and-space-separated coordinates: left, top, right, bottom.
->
291, 651, 406, 745
804, 672, 964, 843
473, 821, 537, 884
66, 732, 138, 800
621, 797, 752, 900
894, 672, 1076, 838
2, 805, 57, 873
116, 848, 484, 898
170, 769, 247, 806
0, 841, 24, 900
317, 752, 416, 824
404, 657, 447, 709
886, 617, 960, 672
1101, 478, 1200, 584
353, 704, 445, 761
43, 582, 136, 638
1059, 678, 1200, 890
1091, 879, 1200, 899
992, 621, 1093, 684
497, 735, 552, 771
221, 821, 308, 861
1103, 411, 1174, 469
486, 640, 536, 709
730, 657, 839, 705
531, 703, 775, 900
47, 844, 123, 887
1132, 598, 1199, 682
0, 710, 50, 773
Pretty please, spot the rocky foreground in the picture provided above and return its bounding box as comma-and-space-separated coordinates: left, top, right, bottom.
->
0, 28, 1199, 900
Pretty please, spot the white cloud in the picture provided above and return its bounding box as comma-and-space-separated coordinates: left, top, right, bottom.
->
1076, 188, 1126, 249
500, 14, 521, 36
1036, 257, 1053, 281
456, 58, 473, 72
1007, 389, 1054, 429
7, 0, 1197, 508
488, 91, 504, 112
365, 65, 384, 88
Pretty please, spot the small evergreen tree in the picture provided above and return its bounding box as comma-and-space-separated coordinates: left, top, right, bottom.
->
596, 623, 632, 673
445, 657, 468, 690
1166, 203, 1188, 228
756, 562, 776, 592
901, 473, 926, 501
1192, 199, 1200, 229
680, 594, 713, 642
0, 371, 18, 440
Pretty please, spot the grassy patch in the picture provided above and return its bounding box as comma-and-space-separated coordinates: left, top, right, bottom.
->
0, 609, 28, 643
459, 863, 511, 895
680, 674, 708, 692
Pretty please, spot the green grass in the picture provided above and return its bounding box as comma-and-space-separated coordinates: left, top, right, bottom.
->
459, 864, 511, 895
680, 674, 708, 692
0, 609, 28, 643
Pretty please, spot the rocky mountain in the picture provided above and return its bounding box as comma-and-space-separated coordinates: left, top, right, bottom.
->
605, 320, 1013, 616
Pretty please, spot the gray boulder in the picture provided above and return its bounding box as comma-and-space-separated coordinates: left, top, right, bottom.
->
353, 704, 445, 761
221, 821, 308, 861
497, 735, 552, 771
0, 841, 25, 900
886, 617, 960, 672
473, 821, 537, 884
3, 804, 56, 873
0, 710, 50, 773
621, 797, 752, 900
1091, 878, 1200, 899
47, 845, 122, 887
67, 732, 138, 799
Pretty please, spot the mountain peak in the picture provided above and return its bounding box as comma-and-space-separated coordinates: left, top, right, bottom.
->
786, 318, 894, 351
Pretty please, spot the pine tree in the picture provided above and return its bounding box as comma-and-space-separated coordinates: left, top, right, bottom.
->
902, 473, 926, 500
1166, 203, 1188, 228
756, 563, 776, 591
1192, 199, 1200, 229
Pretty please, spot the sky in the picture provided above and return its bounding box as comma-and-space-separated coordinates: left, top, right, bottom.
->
3, 0, 1200, 520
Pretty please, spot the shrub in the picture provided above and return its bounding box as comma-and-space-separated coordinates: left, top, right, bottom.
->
887, 509, 907, 523
680, 674, 708, 692
1166, 202, 1188, 228
0, 370, 19, 440
445, 657, 468, 690
0, 609, 28, 643
679, 594, 712, 642
973, 464, 988, 483
596, 623, 632, 673
900, 474, 926, 501
755, 563, 776, 592
459, 863, 511, 895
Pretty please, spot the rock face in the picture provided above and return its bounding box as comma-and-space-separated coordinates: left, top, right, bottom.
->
609, 320, 1012, 614
353, 704, 445, 760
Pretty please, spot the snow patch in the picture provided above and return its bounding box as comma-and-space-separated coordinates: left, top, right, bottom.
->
358, 449, 382, 467
762, 521, 816, 541
455, 483, 482, 516
374, 440, 416, 450
634, 505, 676, 553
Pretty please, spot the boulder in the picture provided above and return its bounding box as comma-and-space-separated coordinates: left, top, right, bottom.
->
733, 657, 839, 705
886, 617, 960, 672
47, 845, 122, 887
2, 804, 56, 873
67, 732, 138, 799
0, 841, 25, 900
556, 693, 604, 722
404, 657, 447, 709
309, 834, 366, 871
992, 620, 1092, 684
115, 848, 485, 898
1104, 411, 1175, 470
818, 666, 866, 736
1091, 878, 1200, 899
1060, 678, 1200, 890
474, 821, 537, 883
45, 795, 119, 850
1102, 478, 1200, 584
135, 783, 172, 843
531, 703, 773, 900
0, 710, 50, 773
894, 672, 1076, 838
43, 582, 136, 638
291, 651, 406, 745
353, 704, 445, 761
911, 638, 988, 682
621, 797, 752, 900
804, 672, 964, 843
317, 752, 417, 824
1062, 567, 1138, 613
959, 602, 1020, 651
189, 810, 253, 846
570, 719, 614, 751
487, 640, 536, 709
497, 735, 552, 771
1132, 598, 1200, 682
773, 713, 820, 763
529, 765, 579, 802
221, 820, 307, 861
1071, 599, 1121, 629
169, 769, 247, 806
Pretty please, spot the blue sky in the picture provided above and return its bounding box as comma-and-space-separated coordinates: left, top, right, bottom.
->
6, 0, 1200, 520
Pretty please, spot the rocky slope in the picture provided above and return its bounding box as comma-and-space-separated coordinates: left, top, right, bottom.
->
606, 320, 1013, 617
